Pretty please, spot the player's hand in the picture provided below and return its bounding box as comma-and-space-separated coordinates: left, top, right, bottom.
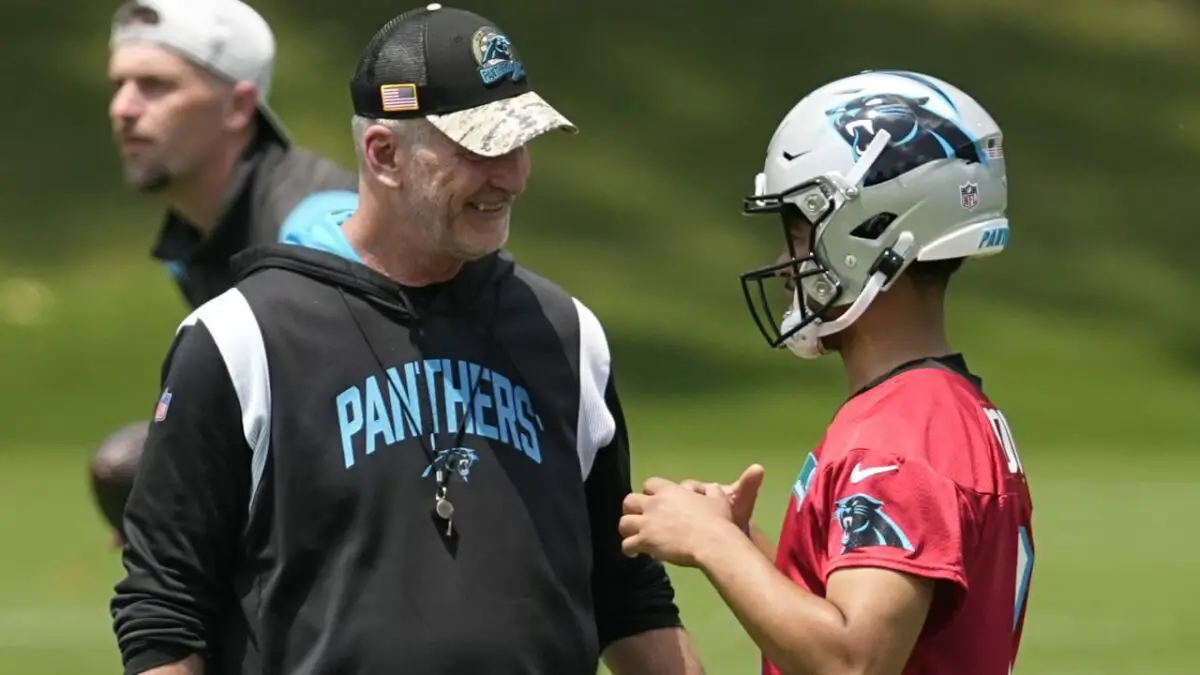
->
619, 477, 738, 568
680, 464, 766, 533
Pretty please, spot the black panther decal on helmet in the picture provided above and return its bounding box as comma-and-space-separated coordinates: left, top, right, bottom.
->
825, 93, 981, 187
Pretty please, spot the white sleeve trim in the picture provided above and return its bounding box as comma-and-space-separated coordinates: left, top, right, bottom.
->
178, 289, 273, 512
572, 297, 615, 480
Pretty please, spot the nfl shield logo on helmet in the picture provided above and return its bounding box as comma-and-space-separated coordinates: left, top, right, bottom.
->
959, 182, 980, 210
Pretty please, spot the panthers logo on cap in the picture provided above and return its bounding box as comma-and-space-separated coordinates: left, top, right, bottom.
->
833, 493, 913, 554
471, 26, 525, 86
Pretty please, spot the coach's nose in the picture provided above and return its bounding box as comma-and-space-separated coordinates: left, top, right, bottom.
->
109, 80, 145, 126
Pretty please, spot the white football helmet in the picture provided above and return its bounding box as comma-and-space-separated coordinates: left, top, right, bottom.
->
740, 70, 1010, 359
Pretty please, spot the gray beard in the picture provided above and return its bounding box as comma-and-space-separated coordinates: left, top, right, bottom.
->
124, 162, 174, 193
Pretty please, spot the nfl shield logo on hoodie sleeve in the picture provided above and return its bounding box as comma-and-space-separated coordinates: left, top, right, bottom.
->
154, 389, 172, 422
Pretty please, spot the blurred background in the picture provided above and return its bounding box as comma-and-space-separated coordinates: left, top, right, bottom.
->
2, 0, 1198, 672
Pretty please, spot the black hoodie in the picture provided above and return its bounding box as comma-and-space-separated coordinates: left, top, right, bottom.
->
111, 243, 682, 675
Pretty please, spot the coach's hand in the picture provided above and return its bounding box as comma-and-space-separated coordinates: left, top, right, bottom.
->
680, 464, 765, 533
620, 477, 739, 568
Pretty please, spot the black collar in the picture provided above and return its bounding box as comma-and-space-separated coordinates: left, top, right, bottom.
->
232, 242, 516, 316
850, 352, 983, 401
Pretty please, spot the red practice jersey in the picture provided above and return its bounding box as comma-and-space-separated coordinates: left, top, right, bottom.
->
764, 356, 1035, 675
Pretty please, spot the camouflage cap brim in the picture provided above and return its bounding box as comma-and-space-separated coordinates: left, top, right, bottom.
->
427, 91, 577, 157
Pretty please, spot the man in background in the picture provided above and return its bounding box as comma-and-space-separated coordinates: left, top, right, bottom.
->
90, 0, 357, 541
107, 0, 357, 304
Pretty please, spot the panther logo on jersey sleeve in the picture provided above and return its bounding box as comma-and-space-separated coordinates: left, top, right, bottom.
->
833, 493, 914, 554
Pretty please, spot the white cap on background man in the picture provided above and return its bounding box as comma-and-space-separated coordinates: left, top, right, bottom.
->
110, 0, 290, 143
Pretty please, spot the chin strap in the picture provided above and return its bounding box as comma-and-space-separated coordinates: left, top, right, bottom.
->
812, 230, 915, 338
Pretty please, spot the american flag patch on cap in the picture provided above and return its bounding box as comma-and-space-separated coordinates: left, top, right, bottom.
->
380, 84, 419, 112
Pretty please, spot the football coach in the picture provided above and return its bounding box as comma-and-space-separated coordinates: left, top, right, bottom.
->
92, 0, 358, 547
110, 5, 705, 675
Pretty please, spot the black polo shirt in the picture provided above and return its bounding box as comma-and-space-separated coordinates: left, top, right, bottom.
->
150, 133, 357, 308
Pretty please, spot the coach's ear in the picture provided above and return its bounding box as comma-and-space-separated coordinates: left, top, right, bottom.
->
224, 81, 260, 134
362, 123, 406, 189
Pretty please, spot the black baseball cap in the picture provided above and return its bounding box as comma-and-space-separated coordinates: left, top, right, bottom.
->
350, 3, 576, 157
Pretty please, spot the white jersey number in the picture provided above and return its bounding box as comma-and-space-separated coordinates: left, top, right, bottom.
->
984, 406, 1034, 668
984, 407, 1024, 476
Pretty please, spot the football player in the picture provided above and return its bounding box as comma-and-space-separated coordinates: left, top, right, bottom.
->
619, 70, 1035, 675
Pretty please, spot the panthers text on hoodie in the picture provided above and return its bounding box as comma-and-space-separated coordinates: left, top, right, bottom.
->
112, 226, 682, 675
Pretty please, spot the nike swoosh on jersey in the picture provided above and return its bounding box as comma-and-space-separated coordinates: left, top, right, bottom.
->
849, 463, 900, 483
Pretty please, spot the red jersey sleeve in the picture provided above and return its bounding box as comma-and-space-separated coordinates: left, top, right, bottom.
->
821, 447, 968, 593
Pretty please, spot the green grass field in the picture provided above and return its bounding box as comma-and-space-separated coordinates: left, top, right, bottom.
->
3, 2, 1200, 671
2, 257, 1198, 673
3, 182, 1199, 674
2, 235, 1200, 675
2, 431, 1198, 674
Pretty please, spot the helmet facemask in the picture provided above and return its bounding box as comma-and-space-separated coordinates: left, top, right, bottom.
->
739, 130, 916, 359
